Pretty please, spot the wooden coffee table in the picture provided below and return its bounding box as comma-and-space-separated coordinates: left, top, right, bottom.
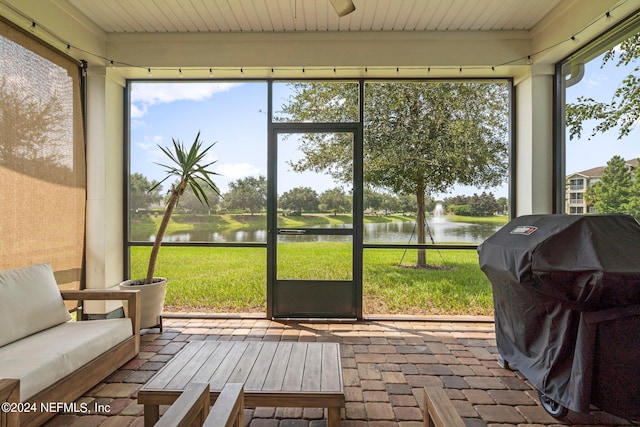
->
138, 340, 345, 426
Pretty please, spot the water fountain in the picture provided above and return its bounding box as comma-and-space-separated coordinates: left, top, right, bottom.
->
433, 203, 444, 217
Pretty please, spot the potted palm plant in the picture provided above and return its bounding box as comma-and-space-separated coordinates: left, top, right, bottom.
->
120, 132, 221, 330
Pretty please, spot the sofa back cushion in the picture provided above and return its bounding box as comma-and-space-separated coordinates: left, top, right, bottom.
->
0, 263, 72, 347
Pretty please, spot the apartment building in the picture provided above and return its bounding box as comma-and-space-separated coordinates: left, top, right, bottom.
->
566, 159, 639, 214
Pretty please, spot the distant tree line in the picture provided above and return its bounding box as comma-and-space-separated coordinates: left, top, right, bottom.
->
129, 174, 425, 216
442, 192, 507, 217
130, 173, 508, 218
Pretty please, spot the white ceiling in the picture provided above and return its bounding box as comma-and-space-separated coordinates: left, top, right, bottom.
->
5, 0, 635, 79
65, 0, 561, 34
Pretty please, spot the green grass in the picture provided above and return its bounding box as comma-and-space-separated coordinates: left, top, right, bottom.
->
130, 243, 493, 316
131, 246, 267, 312
132, 213, 268, 235
447, 214, 509, 225
131, 212, 416, 237
364, 249, 493, 315
276, 242, 352, 280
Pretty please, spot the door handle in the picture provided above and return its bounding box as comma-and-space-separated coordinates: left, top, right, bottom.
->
278, 229, 306, 235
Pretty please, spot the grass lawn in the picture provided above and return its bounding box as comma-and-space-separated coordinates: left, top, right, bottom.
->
364, 248, 492, 315
131, 212, 416, 236
130, 246, 267, 312
448, 214, 509, 225
130, 243, 493, 316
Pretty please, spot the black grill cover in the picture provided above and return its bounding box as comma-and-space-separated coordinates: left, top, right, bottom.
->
478, 214, 640, 418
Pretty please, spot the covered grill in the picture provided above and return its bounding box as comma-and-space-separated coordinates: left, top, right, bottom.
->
478, 214, 640, 420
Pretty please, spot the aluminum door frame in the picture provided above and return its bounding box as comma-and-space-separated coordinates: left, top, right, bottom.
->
267, 122, 363, 319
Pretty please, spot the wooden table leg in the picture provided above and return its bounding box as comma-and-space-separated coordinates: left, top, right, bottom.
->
327, 407, 341, 427
143, 404, 159, 427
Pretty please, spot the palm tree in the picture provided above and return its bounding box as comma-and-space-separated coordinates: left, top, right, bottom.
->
145, 132, 221, 284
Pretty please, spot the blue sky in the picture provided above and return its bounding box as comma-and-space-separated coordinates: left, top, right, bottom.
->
565, 52, 640, 174
130, 53, 638, 200
130, 81, 344, 196
130, 81, 268, 193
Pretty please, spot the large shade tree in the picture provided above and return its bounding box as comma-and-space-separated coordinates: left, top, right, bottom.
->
566, 33, 640, 140
279, 186, 320, 214
224, 175, 267, 215
177, 177, 222, 214
279, 81, 509, 267
129, 173, 162, 213
319, 187, 352, 215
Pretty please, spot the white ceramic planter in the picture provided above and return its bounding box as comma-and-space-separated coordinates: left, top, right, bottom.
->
119, 277, 167, 330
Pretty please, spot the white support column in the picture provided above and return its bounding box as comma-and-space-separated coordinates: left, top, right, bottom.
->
84, 66, 126, 315
514, 64, 555, 216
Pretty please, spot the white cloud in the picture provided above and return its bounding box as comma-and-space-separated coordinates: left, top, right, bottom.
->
131, 82, 242, 117
137, 134, 164, 150
136, 134, 222, 168
130, 103, 147, 118
216, 162, 262, 180
135, 135, 166, 163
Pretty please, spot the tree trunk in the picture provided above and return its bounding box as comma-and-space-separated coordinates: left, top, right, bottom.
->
145, 181, 185, 284
416, 180, 427, 267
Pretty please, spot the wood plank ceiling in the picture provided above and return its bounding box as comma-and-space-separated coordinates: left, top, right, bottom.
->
65, 0, 561, 34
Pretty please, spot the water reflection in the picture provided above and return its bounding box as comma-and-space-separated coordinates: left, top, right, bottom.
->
363, 219, 501, 243
139, 217, 503, 244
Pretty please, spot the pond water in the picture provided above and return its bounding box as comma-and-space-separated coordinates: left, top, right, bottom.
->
363, 217, 503, 244
135, 216, 504, 244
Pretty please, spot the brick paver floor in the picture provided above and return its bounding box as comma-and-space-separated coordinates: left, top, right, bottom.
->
42, 316, 637, 426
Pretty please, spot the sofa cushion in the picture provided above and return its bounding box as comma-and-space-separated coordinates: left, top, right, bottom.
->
0, 318, 133, 401
0, 263, 72, 347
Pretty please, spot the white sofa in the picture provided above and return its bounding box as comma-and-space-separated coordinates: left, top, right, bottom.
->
0, 263, 140, 427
